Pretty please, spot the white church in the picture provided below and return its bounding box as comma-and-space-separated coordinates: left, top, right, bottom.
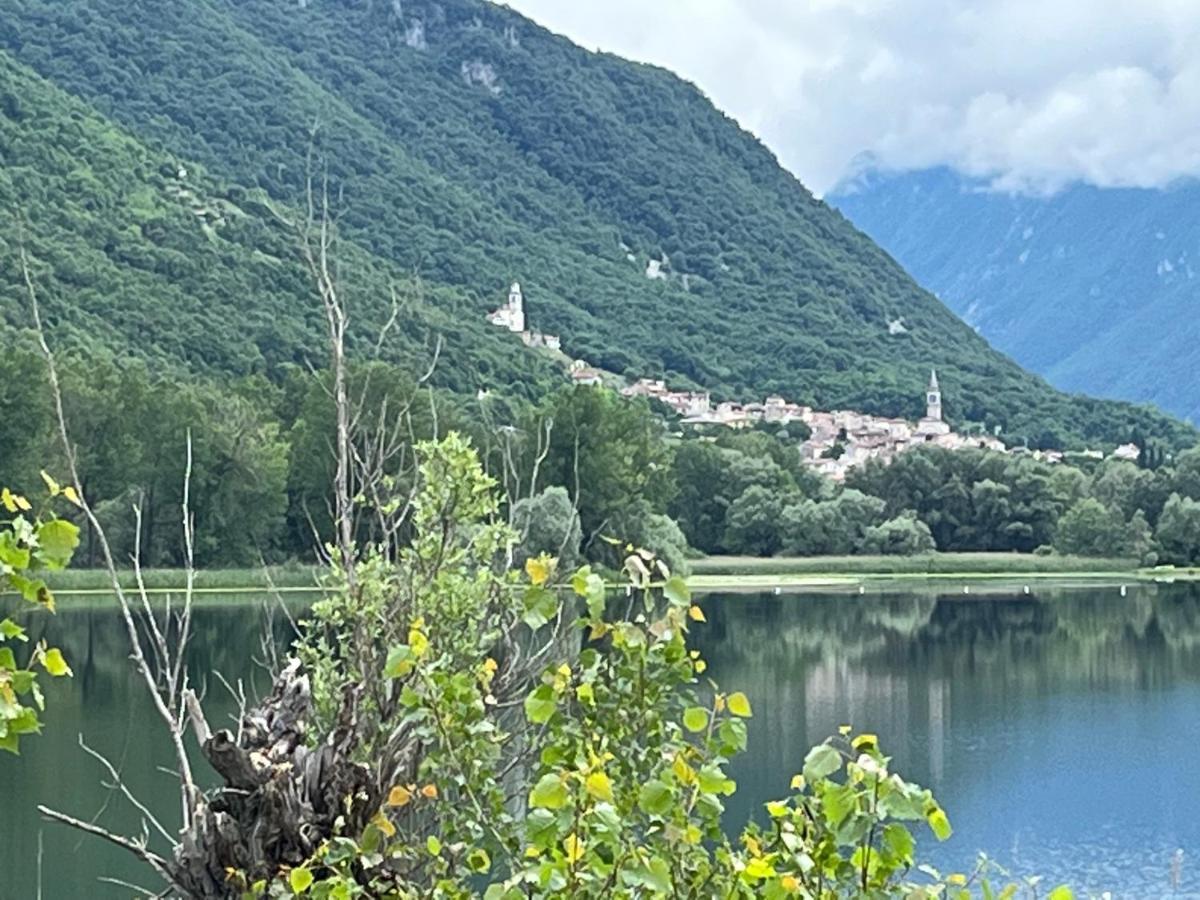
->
487, 282, 526, 333
486, 282, 562, 351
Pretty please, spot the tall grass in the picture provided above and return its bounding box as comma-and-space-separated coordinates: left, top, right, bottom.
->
35, 565, 323, 593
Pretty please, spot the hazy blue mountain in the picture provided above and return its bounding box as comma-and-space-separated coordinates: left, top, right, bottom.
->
831, 167, 1200, 422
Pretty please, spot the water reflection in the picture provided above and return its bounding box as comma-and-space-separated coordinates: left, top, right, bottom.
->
0, 595, 308, 900
695, 584, 1200, 897
3, 585, 1200, 897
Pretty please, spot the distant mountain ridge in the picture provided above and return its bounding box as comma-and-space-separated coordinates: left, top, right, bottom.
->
831, 166, 1200, 423
0, 0, 1192, 447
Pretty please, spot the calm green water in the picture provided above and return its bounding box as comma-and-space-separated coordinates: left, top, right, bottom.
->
4, 584, 1200, 897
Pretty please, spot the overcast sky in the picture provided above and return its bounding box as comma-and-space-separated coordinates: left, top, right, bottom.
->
504, 0, 1200, 196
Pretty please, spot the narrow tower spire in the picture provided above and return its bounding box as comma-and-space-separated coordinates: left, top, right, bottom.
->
926, 369, 942, 422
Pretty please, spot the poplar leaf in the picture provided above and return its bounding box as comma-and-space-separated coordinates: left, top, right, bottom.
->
585, 771, 613, 802
727, 691, 752, 718
42, 648, 72, 677
288, 867, 313, 893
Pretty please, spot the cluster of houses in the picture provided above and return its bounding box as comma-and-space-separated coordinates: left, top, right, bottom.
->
486, 283, 1143, 481
622, 370, 1014, 480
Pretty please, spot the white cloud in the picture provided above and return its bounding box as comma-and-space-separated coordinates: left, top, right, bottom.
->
502, 0, 1200, 195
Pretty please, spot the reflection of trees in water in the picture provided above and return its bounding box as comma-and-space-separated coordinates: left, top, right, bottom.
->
0, 599, 305, 898
13, 598, 301, 698
699, 585, 1200, 693
703, 584, 1200, 834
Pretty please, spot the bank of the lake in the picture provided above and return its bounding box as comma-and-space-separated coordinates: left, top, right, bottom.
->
30, 565, 324, 595
21, 553, 1200, 604
689, 552, 1200, 592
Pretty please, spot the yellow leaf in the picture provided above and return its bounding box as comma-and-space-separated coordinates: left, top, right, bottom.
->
563, 832, 584, 863
13, 493, 31, 512
62, 485, 82, 507
851, 733, 878, 752
673, 754, 697, 785
525, 554, 554, 586
838, 724, 852, 736
42, 647, 72, 677
386, 785, 412, 807
420, 784, 438, 799
714, 695, 726, 713
727, 691, 753, 718
372, 811, 396, 838
409, 621, 429, 659
1, 488, 16, 513
688, 605, 706, 622
780, 875, 801, 893
40, 471, 60, 496
743, 835, 762, 857
585, 771, 613, 802
790, 774, 806, 791
694, 659, 707, 674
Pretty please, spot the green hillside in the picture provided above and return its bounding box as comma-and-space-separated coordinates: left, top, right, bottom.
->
0, 0, 1192, 447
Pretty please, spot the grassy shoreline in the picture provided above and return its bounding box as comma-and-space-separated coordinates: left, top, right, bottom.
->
11, 554, 1200, 602
31, 566, 325, 595
688, 553, 1200, 592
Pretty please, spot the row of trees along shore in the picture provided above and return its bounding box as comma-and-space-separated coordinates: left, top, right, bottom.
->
3, 339, 1199, 569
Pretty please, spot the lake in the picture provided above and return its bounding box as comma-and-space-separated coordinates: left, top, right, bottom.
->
4, 583, 1200, 897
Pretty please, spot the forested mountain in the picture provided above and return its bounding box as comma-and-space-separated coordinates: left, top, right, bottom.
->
0, 0, 1192, 447
831, 167, 1200, 423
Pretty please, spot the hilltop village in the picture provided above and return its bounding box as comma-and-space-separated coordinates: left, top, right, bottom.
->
487, 284, 1141, 480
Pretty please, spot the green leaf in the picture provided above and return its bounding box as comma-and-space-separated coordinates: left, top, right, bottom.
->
0, 532, 31, 571
1046, 887, 1074, 900
383, 644, 413, 679
697, 765, 735, 796
525, 808, 558, 847
727, 691, 752, 718
8, 573, 48, 607
35, 519, 80, 570
0, 619, 26, 642
683, 706, 709, 733
623, 858, 672, 893
467, 848, 491, 873
926, 806, 953, 841
882, 822, 915, 863
288, 866, 313, 893
8, 708, 41, 736
529, 773, 568, 810
663, 575, 690, 606
521, 586, 559, 630
426, 835, 442, 856
42, 647, 72, 677
717, 718, 748, 753
0, 647, 16, 671
802, 743, 842, 782
637, 779, 673, 817
524, 684, 556, 724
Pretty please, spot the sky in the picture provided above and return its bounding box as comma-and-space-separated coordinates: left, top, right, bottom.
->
504, 0, 1200, 197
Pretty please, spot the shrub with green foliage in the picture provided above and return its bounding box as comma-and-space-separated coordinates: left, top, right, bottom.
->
0, 474, 78, 753
257, 435, 1058, 899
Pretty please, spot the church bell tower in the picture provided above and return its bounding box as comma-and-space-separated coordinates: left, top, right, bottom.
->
926, 369, 942, 422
